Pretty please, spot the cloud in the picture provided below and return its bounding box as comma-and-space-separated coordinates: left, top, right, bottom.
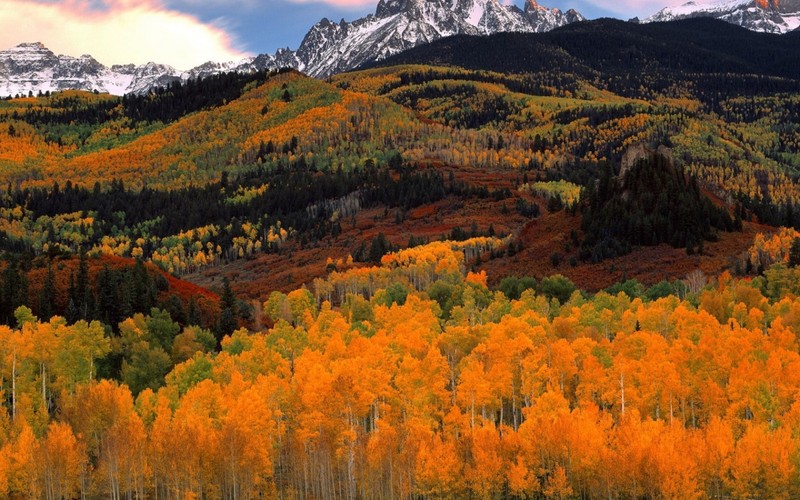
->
0, 0, 252, 69
281, 0, 376, 8
577, 0, 680, 16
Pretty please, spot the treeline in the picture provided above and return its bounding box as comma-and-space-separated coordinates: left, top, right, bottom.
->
393, 81, 525, 129
365, 66, 580, 98
0, 254, 219, 332
120, 69, 278, 124
737, 194, 800, 232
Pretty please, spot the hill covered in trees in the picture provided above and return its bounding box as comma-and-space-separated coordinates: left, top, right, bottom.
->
579, 147, 737, 261
0, 17, 798, 498
0, 24, 798, 307
371, 18, 800, 88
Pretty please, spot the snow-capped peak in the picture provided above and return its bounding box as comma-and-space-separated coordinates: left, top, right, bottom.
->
295, 0, 585, 77
644, 0, 800, 33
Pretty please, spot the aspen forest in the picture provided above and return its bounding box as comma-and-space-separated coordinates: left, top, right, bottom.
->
0, 236, 800, 498
1, 16, 800, 499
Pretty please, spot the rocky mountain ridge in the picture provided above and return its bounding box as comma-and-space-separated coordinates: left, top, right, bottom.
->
0, 0, 583, 96
644, 0, 800, 33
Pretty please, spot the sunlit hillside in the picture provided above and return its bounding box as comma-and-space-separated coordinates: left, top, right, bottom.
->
0, 16, 799, 499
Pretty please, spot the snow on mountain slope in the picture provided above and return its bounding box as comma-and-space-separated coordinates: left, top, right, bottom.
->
644, 0, 800, 33
295, 0, 584, 77
0, 42, 270, 98
0, 0, 583, 96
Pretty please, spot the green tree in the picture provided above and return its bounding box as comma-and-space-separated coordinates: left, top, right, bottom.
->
540, 275, 577, 305
217, 277, 238, 344
146, 308, 180, 352
789, 237, 800, 268
121, 341, 171, 395
187, 296, 203, 327
369, 233, 391, 263
38, 263, 56, 321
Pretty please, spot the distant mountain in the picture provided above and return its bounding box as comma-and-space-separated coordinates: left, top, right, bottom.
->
644, 0, 800, 33
370, 17, 800, 81
0, 0, 583, 97
0, 42, 287, 97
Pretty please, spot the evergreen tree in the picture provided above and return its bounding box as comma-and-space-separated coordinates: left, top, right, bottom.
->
187, 296, 203, 327
790, 237, 800, 268
96, 266, 121, 327
216, 277, 238, 345
368, 233, 390, 263
1, 259, 26, 324
75, 250, 91, 319
37, 262, 56, 321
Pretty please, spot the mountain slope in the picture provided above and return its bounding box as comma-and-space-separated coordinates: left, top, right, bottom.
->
0, 69, 540, 189
366, 17, 800, 92
1, 19, 800, 302
644, 0, 800, 33
338, 18, 800, 214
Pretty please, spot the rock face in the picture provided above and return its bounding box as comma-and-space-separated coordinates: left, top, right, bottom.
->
294, 0, 585, 77
0, 0, 584, 96
0, 42, 126, 96
620, 144, 674, 179
644, 0, 800, 33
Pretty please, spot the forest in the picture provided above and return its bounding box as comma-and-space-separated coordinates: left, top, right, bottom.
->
579, 149, 738, 262
1, 62, 799, 293
0, 235, 798, 498
0, 18, 799, 498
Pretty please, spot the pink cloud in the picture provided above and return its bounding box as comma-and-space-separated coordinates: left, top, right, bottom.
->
283, 0, 377, 8
0, 0, 251, 68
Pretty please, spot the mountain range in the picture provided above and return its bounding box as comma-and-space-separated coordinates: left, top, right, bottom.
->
643, 0, 800, 33
372, 17, 800, 79
3, 0, 800, 98
0, 0, 583, 97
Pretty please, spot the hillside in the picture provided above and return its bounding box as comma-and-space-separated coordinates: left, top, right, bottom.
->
2, 16, 800, 499
371, 18, 800, 80
340, 21, 800, 214
0, 18, 798, 306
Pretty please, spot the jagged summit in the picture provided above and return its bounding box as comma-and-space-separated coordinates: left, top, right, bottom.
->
644, 0, 800, 33
12, 42, 48, 51
292, 0, 584, 77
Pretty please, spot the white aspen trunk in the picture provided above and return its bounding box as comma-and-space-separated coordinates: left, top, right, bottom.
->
12, 349, 16, 420
42, 362, 47, 412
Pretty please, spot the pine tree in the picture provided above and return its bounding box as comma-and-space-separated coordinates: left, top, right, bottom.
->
216, 277, 238, 345
96, 267, 119, 327
37, 262, 56, 320
789, 237, 800, 268
75, 250, 90, 319
187, 296, 203, 327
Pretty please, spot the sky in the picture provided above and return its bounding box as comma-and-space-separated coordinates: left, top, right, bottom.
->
0, 0, 682, 69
